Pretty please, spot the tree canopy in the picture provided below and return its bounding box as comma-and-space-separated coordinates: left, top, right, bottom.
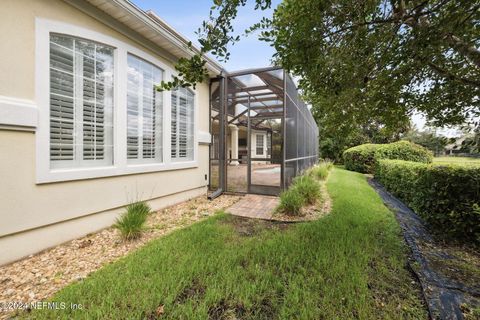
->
157, 0, 480, 155
267, 0, 480, 128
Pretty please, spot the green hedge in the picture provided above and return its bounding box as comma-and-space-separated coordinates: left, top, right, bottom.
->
375, 141, 433, 164
375, 159, 480, 243
343, 141, 432, 173
343, 144, 384, 173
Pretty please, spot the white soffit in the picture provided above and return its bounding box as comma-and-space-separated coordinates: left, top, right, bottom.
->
81, 0, 224, 75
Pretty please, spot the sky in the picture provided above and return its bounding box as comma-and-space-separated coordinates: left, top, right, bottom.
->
132, 0, 463, 137
132, 0, 281, 71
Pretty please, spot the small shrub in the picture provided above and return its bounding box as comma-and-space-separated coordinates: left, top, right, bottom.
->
375, 141, 433, 164
114, 201, 152, 240
310, 166, 329, 180
343, 144, 384, 173
293, 175, 321, 205
323, 159, 334, 171
278, 163, 329, 216
375, 159, 480, 243
308, 160, 333, 180
278, 187, 304, 216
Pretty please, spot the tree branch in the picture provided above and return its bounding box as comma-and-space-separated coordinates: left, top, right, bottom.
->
324, 18, 396, 39
398, 0, 480, 70
427, 61, 480, 87
444, 34, 480, 69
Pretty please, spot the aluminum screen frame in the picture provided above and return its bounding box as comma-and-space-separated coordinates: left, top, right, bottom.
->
208, 67, 318, 197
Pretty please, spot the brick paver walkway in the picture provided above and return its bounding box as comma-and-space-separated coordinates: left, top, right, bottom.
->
226, 194, 279, 219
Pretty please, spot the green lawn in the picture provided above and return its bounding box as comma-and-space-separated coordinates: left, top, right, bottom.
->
25, 168, 426, 319
433, 156, 480, 165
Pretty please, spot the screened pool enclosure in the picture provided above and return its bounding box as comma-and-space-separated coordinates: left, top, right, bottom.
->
209, 66, 318, 197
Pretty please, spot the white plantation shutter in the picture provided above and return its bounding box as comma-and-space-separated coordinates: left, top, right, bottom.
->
49, 34, 114, 169
171, 88, 194, 161
171, 91, 178, 159
50, 36, 74, 162
256, 134, 264, 156
126, 54, 163, 163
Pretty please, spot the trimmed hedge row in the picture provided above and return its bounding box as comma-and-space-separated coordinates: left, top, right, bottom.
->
343, 141, 433, 173
376, 141, 433, 163
375, 159, 480, 243
343, 144, 385, 173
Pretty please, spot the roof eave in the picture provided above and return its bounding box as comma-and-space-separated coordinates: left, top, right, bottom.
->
80, 0, 224, 75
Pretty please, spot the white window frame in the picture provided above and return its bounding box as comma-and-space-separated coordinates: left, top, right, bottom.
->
126, 53, 164, 164
48, 34, 115, 169
36, 19, 198, 183
256, 133, 265, 156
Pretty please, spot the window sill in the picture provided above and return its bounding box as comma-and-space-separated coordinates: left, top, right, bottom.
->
0, 95, 38, 131
37, 161, 199, 184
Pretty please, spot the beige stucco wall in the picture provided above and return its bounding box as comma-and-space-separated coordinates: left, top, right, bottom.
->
0, 0, 211, 264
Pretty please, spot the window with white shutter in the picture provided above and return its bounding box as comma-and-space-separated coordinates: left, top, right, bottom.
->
49, 34, 114, 169
126, 54, 163, 163
256, 134, 264, 156
171, 88, 194, 161
37, 21, 202, 182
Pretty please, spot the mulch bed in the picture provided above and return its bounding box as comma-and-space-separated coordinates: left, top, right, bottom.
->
0, 195, 241, 319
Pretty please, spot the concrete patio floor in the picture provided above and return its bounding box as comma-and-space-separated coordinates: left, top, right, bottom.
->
210, 163, 281, 193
